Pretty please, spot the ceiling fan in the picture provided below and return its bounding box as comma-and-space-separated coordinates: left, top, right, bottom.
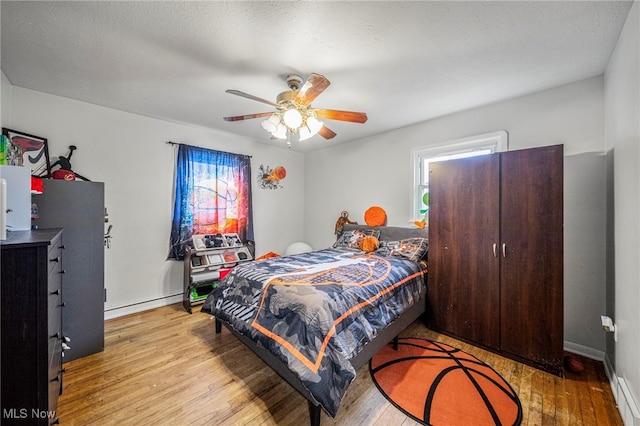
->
223, 73, 368, 147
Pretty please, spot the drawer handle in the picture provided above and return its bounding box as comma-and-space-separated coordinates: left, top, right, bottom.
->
59, 270, 66, 274
51, 289, 60, 295
59, 244, 66, 250
51, 332, 61, 339
51, 374, 61, 382
52, 419, 60, 425
59, 302, 66, 308
50, 256, 60, 263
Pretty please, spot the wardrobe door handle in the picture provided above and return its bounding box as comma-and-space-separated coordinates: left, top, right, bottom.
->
492, 243, 497, 258
502, 243, 507, 258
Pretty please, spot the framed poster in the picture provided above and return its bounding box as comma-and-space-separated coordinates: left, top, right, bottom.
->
1, 128, 51, 177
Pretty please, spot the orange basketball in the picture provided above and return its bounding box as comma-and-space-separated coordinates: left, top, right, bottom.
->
267, 166, 287, 182
364, 206, 386, 226
564, 355, 584, 373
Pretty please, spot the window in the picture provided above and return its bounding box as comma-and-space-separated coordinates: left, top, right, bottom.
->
411, 131, 508, 224
168, 144, 254, 259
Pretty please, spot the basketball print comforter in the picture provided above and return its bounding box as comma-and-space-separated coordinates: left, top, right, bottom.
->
202, 248, 427, 417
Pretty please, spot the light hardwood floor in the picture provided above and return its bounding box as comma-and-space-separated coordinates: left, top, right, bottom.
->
57, 303, 623, 425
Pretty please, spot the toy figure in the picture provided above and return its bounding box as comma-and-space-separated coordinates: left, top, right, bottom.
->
335, 210, 357, 235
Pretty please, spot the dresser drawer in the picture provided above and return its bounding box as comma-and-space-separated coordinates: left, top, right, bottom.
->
48, 307, 62, 359
47, 237, 63, 277
48, 339, 63, 413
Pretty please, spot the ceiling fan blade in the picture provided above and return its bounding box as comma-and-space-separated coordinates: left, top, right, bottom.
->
318, 126, 337, 140
314, 109, 368, 123
223, 112, 274, 122
226, 89, 279, 107
295, 73, 331, 106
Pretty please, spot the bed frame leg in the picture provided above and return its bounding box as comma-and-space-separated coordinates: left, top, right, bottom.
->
308, 401, 321, 426
215, 318, 222, 334
392, 336, 399, 351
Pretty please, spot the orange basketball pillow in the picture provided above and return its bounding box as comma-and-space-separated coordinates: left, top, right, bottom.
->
364, 206, 386, 226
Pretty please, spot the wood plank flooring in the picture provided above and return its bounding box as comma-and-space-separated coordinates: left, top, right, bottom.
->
56, 304, 623, 425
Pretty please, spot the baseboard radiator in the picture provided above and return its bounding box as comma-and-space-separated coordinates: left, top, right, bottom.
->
604, 355, 640, 425
104, 294, 183, 320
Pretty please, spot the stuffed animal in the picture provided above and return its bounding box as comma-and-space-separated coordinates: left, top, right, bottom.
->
360, 235, 380, 253
335, 210, 357, 234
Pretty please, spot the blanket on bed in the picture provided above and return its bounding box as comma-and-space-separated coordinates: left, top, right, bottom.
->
201, 248, 427, 417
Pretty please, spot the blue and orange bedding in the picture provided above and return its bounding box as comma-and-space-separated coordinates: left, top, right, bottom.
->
202, 247, 427, 417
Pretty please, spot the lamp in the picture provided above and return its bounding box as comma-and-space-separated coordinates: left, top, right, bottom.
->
261, 114, 280, 133
261, 106, 324, 147
283, 108, 303, 129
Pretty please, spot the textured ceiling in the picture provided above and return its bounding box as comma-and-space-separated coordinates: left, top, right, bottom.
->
0, 1, 633, 152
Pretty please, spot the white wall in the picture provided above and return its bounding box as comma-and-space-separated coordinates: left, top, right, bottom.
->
1, 71, 12, 126
605, 0, 640, 422
4, 86, 305, 316
305, 76, 607, 354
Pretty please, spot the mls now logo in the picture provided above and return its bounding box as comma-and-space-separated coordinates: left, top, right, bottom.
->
3, 408, 56, 419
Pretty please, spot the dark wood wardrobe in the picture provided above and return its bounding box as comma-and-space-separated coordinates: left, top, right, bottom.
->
427, 144, 563, 375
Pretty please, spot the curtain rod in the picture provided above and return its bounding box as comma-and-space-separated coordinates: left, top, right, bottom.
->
165, 141, 252, 158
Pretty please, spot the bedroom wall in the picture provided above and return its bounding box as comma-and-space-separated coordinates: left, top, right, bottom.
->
304, 75, 607, 356
604, 0, 640, 421
1, 71, 12, 126
3, 86, 305, 318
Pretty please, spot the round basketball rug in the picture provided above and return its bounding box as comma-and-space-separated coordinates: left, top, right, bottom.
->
369, 338, 522, 426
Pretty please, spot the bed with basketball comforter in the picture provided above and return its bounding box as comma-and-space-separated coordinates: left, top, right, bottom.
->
201, 225, 428, 425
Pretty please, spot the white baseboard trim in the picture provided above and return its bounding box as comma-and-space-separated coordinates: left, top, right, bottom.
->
564, 340, 605, 361
603, 353, 640, 426
104, 294, 183, 320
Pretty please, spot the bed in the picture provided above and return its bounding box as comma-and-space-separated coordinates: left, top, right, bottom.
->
201, 224, 428, 425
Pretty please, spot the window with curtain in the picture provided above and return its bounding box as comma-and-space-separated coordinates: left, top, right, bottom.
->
168, 144, 253, 259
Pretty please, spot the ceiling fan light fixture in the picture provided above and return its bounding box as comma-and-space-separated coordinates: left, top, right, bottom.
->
306, 116, 323, 134
261, 113, 281, 133
271, 122, 287, 139
283, 108, 303, 129
225, 73, 367, 145
298, 125, 313, 141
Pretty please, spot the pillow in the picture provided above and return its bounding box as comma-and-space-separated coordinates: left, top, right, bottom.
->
364, 206, 387, 226
360, 235, 380, 253
375, 237, 428, 262
342, 224, 428, 242
333, 229, 381, 250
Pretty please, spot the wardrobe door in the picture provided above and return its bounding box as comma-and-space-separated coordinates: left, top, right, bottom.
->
499, 145, 563, 373
428, 155, 501, 349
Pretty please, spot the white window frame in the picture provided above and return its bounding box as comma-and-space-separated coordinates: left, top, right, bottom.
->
410, 131, 509, 222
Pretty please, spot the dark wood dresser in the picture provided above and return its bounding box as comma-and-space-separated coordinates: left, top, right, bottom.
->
1, 229, 65, 425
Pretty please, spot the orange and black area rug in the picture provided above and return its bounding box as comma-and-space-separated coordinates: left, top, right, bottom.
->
369, 338, 522, 426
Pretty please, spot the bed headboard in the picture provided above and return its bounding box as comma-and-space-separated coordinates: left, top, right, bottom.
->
341, 224, 428, 241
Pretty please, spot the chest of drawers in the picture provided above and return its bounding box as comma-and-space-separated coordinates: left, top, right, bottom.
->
1, 229, 64, 425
